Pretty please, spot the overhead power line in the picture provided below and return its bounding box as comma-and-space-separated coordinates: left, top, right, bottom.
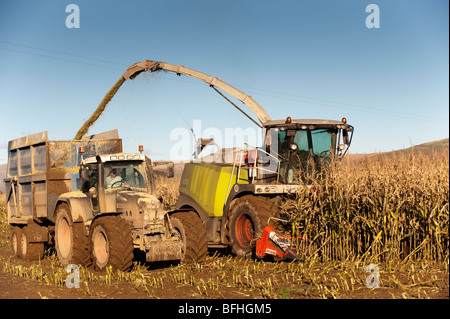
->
232, 84, 448, 124
0, 46, 123, 72
0, 40, 127, 67
0, 39, 447, 124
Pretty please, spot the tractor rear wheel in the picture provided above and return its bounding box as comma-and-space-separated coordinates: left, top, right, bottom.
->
89, 215, 133, 271
55, 203, 91, 267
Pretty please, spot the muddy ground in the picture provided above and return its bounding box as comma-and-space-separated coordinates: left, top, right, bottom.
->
0, 240, 448, 301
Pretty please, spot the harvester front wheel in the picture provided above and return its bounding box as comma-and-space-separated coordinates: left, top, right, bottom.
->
227, 199, 263, 258
227, 195, 279, 258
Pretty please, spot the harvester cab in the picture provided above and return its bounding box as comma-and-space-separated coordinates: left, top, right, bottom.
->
254, 117, 354, 184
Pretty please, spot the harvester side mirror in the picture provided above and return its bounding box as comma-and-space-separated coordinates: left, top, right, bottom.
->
342, 130, 349, 145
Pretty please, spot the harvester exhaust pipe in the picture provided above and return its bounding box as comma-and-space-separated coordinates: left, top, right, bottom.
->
96, 155, 107, 214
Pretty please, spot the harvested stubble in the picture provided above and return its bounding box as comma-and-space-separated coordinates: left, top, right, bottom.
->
283, 149, 449, 264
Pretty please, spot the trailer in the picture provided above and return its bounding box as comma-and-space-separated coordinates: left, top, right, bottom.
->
3, 130, 197, 270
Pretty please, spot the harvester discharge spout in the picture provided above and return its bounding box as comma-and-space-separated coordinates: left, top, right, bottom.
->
75, 60, 272, 140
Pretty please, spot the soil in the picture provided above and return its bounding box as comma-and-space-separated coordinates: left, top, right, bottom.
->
0, 239, 448, 300
0, 189, 448, 302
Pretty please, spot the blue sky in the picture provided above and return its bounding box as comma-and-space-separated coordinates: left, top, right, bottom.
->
0, 0, 448, 162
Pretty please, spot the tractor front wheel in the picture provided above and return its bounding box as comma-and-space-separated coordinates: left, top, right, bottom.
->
170, 211, 208, 263
89, 215, 133, 271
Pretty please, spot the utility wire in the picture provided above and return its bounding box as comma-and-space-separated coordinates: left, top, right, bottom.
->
0, 46, 123, 72
232, 83, 448, 124
1, 39, 447, 124
0, 40, 127, 66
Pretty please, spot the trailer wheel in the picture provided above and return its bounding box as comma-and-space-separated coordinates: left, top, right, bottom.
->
10, 226, 44, 260
170, 211, 208, 263
10, 226, 21, 257
20, 228, 44, 260
55, 203, 91, 267
89, 215, 133, 271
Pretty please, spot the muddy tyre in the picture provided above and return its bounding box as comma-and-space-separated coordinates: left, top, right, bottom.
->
171, 211, 208, 263
11, 226, 45, 260
55, 203, 91, 267
20, 227, 45, 260
89, 215, 133, 271
10, 226, 21, 257
227, 195, 278, 258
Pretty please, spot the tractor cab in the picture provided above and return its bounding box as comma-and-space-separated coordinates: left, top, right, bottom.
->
80, 153, 148, 192
79, 153, 153, 214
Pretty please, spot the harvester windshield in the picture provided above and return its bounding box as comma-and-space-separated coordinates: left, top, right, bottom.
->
260, 119, 353, 183
278, 128, 337, 157
276, 128, 336, 182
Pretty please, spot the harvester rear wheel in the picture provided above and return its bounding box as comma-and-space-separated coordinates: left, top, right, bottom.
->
89, 215, 133, 271
170, 211, 208, 263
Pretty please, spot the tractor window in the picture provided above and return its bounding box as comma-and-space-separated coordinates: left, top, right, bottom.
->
104, 162, 147, 189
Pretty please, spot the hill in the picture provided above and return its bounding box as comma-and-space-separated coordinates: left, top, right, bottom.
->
346, 138, 449, 161
393, 137, 449, 155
